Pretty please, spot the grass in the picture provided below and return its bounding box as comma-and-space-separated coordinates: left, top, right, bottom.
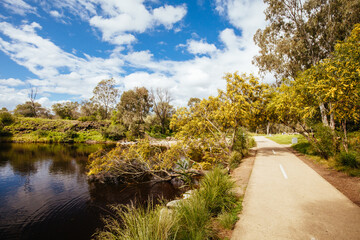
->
95, 167, 242, 240
266, 134, 306, 145
93, 204, 178, 240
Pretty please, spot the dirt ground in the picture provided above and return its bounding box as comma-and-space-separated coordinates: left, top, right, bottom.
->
288, 147, 360, 207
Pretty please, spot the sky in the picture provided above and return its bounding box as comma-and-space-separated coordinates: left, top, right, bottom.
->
0, 0, 269, 110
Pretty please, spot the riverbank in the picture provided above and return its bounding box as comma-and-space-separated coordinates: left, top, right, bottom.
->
1, 117, 110, 143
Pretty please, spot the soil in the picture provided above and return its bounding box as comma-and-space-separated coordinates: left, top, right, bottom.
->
288, 147, 360, 207
231, 149, 257, 197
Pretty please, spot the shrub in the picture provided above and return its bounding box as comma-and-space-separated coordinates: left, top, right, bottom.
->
101, 124, 126, 141
336, 151, 359, 169
197, 167, 237, 215
78, 116, 97, 122
0, 111, 15, 126
312, 124, 337, 159
292, 142, 313, 155
94, 204, 178, 240
176, 193, 212, 240
217, 199, 242, 230
228, 151, 242, 170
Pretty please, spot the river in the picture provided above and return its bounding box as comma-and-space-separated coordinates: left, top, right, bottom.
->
0, 143, 181, 240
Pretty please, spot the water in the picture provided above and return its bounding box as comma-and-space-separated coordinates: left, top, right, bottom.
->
0, 143, 181, 240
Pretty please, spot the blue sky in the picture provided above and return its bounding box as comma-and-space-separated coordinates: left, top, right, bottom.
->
0, 0, 267, 110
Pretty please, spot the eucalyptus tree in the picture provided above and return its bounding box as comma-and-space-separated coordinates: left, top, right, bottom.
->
91, 78, 119, 119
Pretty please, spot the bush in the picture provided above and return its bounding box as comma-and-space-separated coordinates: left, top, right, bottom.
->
292, 142, 313, 155
176, 193, 211, 240
228, 151, 242, 170
217, 199, 242, 230
197, 167, 237, 215
336, 151, 359, 169
78, 116, 97, 121
94, 204, 177, 240
101, 124, 126, 141
0, 111, 15, 126
312, 124, 336, 159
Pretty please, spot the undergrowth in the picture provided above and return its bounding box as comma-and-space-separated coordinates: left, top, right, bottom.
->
95, 167, 242, 240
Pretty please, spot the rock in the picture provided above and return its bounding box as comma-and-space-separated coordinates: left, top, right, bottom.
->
171, 177, 185, 188
166, 199, 182, 209
183, 190, 194, 199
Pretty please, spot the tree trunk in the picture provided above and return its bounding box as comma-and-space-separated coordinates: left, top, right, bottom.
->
329, 103, 335, 130
342, 120, 348, 153
319, 103, 329, 127
266, 122, 271, 135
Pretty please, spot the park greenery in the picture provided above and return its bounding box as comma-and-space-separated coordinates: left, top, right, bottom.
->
1, 1, 360, 238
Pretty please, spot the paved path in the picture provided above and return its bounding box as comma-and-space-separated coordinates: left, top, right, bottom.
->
232, 136, 360, 240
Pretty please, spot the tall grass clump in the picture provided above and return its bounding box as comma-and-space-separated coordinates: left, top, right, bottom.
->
94, 204, 178, 240
176, 194, 211, 240
336, 151, 359, 169
198, 167, 237, 215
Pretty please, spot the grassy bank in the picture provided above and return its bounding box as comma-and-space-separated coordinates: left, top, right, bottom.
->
1, 117, 110, 143
94, 167, 242, 240
267, 133, 360, 177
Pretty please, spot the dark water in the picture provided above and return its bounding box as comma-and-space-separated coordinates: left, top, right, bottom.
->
0, 143, 181, 240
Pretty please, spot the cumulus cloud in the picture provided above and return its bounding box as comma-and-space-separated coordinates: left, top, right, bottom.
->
0, 0, 270, 110
186, 39, 218, 55
2, 0, 36, 16
0, 78, 25, 87
89, 1, 187, 45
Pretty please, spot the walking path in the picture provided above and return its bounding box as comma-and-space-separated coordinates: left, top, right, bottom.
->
232, 136, 360, 240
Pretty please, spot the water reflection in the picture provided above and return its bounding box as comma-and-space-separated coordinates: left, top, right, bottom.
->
0, 143, 181, 240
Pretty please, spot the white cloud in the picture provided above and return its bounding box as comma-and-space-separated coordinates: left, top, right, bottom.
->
214, 0, 266, 39
186, 39, 218, 55
2, 0, 36, 16
0, 78, 25, 87
152, 4, 187, 29
89, 1, 187, 45
0, 1, 271, 110
50, 10, 62, 18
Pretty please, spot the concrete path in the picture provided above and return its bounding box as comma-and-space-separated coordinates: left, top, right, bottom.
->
232, 136, 360, 240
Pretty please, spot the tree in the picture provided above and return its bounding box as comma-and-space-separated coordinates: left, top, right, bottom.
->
254, 0, 360, 81
52, 101, 80, 119
91, 78, 119, 119
171, 73, 269, 155
254, 0, 360, 128
117, 87, 152, 126
14, 101, 49, 118
151, 88, 174, 134
268, 24, 360, 156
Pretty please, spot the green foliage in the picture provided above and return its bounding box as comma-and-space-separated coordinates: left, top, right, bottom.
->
216, 199, 242, 230
95, 167, 241, 240
292, 142, 314, 155
0, 110, 15, 126
91, 78, 119, 119
336, 152, 359, 169
94, 204, 178, 240
101, 124, 126, 141
176, 193, 211, 240
1, 117, 107, 143
312, 124, 336, 159
197, 167, 237, 215
52, 101, 79, 119
14, 101, 49, 118
228, 151, 242, 170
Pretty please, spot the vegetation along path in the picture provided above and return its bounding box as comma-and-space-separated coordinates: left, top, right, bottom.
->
232, 136, 360, 240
